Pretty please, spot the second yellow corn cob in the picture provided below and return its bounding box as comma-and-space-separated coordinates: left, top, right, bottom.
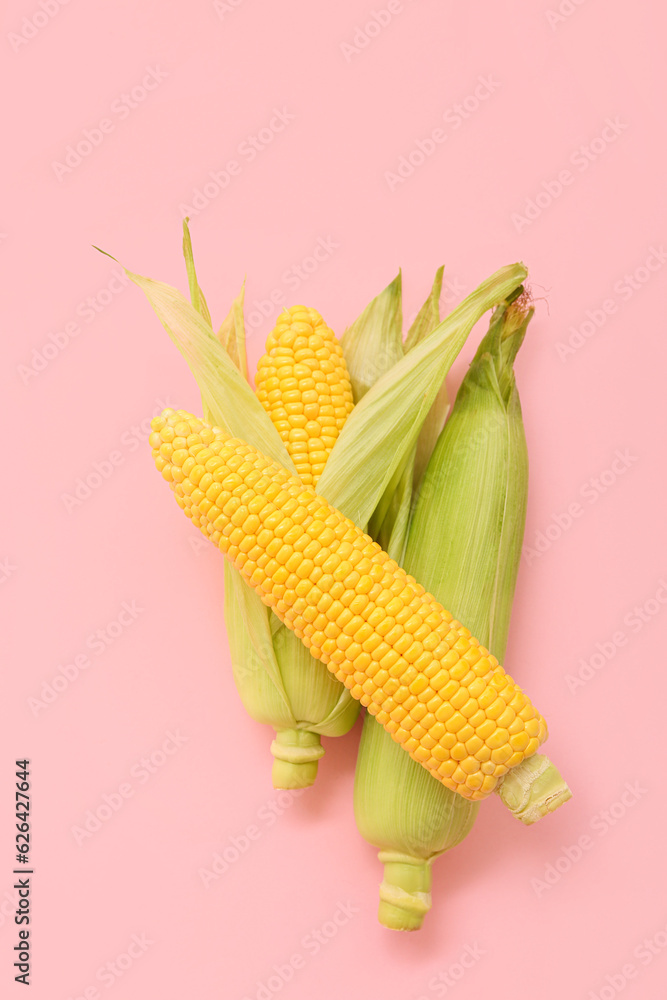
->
150, 408, 548, 802
255, 305, 354, 486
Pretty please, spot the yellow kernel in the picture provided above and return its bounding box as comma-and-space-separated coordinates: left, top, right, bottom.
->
491, 745, 513, 765
510, 732, 530, 752
485, 697, 506, 720
434, 702, 455, 723
449, 688, 468, 711
476, 719, 495, 740
456, 724, 475, 743
445, 713, 466, 734
486, 728, 510, 750
465, 772, 485, 790
460, 698, 479, 719
409, 675, 429, 696
496, 707, 516, 729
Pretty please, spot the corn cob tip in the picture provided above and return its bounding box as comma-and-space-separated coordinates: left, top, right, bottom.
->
270, 729, 325, 789
377, 852, 432, 931
496, 753, 572, 824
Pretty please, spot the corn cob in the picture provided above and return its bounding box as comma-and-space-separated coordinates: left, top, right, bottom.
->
150, 408, 548, 802
255, 306, 354, 486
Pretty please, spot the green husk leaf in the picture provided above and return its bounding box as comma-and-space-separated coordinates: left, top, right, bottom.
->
270, 623, 359, 735
404, 265, 444, 351
340, 272, 403, 401
223, 561, 295, 726
217, 281, 248, 380
405, 266, 449, 490
412, 379, 449, 493
182, 219, 213, 326
365, 267, 445, 559
319, 262, 528, 528
405, 293, 532, 656
368, 443, 416, 564
125, 269, 294, 470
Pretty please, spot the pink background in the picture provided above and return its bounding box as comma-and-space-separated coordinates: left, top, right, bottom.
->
3, 1, 666, 997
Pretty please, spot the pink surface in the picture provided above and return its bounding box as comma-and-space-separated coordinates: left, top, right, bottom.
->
3, 1, 666, 997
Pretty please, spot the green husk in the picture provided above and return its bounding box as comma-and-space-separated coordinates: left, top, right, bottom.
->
354, 291, 569, 929
340, 272, 403, 401
368, 267, 448, 562
318, 261, 527, 527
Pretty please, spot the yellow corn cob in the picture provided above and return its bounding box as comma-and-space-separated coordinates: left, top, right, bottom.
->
150, 408, 548, 802
255, 306, 354, 486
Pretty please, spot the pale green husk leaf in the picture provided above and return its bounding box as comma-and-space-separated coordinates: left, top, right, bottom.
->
182, 218, 213, 327
217, 281, 248, 380
404, 266, 450, 489
366, 267, 447, 559
319, 262, 528, 528
340, 272, 403, 401
126, 268, 292, 469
